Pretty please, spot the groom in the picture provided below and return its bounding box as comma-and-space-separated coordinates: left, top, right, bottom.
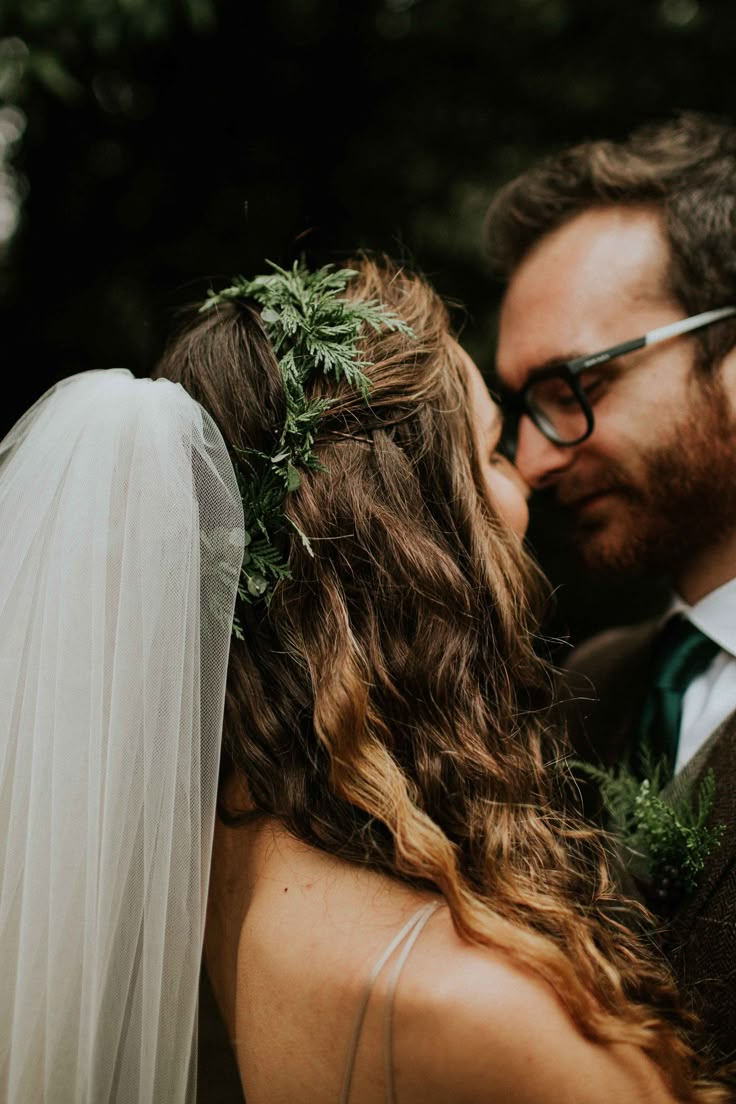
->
485, 112, 736, 1065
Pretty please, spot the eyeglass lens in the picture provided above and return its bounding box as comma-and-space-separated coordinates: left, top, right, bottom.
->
525, 375, 588, 445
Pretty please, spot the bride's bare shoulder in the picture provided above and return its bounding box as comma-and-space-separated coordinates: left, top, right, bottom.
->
393, 910, 675, 1104
209, 819, 675, 1104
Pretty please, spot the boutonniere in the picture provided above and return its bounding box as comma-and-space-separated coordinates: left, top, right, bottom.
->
573, 752, 726, 911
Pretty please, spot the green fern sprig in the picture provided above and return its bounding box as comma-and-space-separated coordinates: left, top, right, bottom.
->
201, 260, 414, 626
573, 754, 725, 894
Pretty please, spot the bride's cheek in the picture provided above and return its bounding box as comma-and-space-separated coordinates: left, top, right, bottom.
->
486, 470, 530, 538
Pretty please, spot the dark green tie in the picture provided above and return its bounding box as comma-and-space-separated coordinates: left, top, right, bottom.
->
636, 615, 720, 780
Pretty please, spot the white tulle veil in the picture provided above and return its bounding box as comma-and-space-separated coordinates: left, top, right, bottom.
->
0, 369, 244, 1102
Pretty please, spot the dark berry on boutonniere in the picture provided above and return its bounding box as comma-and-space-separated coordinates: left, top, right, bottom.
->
645, 863, 687, 912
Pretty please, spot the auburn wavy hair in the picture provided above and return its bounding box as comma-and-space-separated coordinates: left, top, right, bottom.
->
155, 257, 728, 1101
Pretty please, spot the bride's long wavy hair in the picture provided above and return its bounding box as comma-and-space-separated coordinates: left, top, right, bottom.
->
156, 257, 727, 1101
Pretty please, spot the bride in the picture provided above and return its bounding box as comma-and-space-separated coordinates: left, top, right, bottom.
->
0, 256, 727, 1102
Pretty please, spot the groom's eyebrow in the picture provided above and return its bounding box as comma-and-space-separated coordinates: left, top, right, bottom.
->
523, 352, 584, 385
494, 350, 585, 395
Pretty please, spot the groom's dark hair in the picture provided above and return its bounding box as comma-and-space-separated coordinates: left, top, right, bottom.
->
484, 111, 736, 371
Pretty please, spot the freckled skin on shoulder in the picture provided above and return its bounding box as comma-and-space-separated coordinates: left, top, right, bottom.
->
390, 911, 678, 1104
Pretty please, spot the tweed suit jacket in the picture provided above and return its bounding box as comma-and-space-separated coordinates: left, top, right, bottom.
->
564, 620, 736, 1067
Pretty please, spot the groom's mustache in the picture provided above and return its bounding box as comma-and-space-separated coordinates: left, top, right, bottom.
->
552, 464, 645, 513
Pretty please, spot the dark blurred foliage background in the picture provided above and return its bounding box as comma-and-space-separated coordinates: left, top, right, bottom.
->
0, 0, 731, 644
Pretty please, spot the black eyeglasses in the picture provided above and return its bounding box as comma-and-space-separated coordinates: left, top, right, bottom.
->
497, 305, 736, 458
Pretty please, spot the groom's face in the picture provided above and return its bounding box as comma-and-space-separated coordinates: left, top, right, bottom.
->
495, 205, 736, 583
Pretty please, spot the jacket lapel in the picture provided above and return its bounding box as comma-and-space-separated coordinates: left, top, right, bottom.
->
563, 619, 659, 769
666, 714, 736, 939
564, 621, 735, 928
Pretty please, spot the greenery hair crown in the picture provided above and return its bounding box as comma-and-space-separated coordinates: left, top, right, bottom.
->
200, 260, 414, 635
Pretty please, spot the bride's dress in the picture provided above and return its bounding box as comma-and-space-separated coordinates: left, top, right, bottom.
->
338, 903, 440, 1104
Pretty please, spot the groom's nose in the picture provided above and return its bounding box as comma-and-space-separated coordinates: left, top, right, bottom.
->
514, 416, 576, 490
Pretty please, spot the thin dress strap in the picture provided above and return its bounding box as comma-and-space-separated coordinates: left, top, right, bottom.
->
339, 901, 441, 1104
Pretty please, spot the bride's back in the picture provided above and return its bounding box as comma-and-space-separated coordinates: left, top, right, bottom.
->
206, 817, 439, 1104
206, 818, 681, 1104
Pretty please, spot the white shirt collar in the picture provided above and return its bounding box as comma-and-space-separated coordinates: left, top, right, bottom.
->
670, 576, 736, 659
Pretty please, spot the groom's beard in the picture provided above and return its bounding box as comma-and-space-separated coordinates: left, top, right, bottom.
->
562, 376, 736, 580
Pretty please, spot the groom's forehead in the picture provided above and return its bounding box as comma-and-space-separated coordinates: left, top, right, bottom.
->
494, 211, 672, 385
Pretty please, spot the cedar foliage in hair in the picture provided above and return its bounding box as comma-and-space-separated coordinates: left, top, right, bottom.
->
156, 257, 728, 1101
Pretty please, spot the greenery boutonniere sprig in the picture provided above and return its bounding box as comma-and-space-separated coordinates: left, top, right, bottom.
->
574, 751, 725, 909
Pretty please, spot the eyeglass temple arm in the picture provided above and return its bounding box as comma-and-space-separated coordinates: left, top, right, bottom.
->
644, 306, 736, 347
569, 337, 646, 374
568, 305, 736, 376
